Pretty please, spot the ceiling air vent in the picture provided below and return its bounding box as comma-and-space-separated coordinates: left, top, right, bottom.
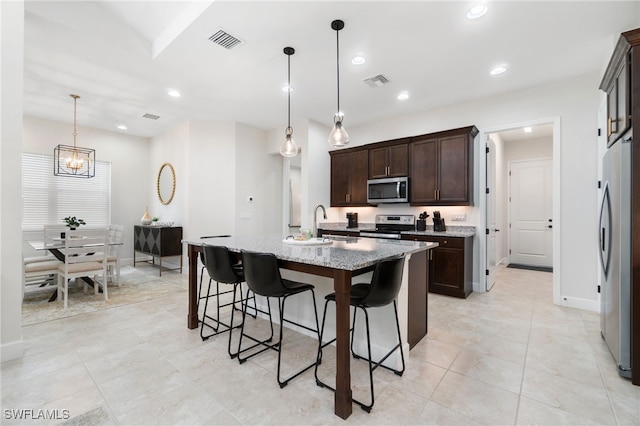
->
363, 74, 390, 88
209, 29, 244, 50
142, 113, 160, 120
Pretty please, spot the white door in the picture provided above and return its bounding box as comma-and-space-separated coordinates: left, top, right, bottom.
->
485, 139, 497, 290
509, 159, 553, 267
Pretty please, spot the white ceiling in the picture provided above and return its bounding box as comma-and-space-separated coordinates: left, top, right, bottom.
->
23, 1, 640, 139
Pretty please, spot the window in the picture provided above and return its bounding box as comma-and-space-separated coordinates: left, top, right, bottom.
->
22, 153, 111, 231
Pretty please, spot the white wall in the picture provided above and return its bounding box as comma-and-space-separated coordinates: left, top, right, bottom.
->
1, 0, 25, 362
151, 119, 280, 269
22, 116, 151, 266
235, 122, 282, 236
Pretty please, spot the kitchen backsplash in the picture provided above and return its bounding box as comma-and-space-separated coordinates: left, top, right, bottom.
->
327, 205, 477, 226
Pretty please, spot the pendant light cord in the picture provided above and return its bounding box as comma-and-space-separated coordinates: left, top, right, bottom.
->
288, 52, 291, 129
72, 95, 78, 148
335, 28, 340, 114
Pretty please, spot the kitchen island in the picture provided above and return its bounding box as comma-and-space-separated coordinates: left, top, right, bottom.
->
183, 234, 436, 419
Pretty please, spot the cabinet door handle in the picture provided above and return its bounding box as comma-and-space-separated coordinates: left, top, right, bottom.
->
434, 190, 437, 200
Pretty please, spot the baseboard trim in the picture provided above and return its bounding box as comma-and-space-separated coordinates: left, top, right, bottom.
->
1, 339, 24, 363
557, 295, 599, 312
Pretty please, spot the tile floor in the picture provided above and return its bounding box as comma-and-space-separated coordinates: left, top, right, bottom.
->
2, 265, 639, 425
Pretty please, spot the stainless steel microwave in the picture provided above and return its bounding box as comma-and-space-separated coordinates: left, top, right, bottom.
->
367, 177, 409, 204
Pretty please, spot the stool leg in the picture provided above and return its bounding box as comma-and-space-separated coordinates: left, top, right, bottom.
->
361, 306, 375, 412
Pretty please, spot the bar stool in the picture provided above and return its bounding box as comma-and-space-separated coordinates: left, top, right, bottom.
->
315, 255, 406, 413
237, 250, 320, 388
199, 244, 255, 358
197, 235, 230, 315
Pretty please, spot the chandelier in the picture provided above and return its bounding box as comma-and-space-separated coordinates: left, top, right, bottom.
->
54, 94, 95, 178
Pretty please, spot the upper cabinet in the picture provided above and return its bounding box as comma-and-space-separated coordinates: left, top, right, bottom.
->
329, 125, 477, 207
330, 148, 369, 207
410, 126, 478, 206
369, 141, 409, 179
600, 33, 633, 146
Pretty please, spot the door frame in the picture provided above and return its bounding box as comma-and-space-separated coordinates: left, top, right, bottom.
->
478, 116, 561, 305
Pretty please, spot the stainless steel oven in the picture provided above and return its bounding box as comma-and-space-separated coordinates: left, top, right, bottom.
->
359, 214, 415, 240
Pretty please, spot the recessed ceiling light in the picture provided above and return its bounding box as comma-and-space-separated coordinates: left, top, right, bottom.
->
397, 92, 410, 101
117, 124, 127, 130
167, 89, 181, 97
524, 126, 532, 133
352, 55, 366, 65
490, 65, 507, 75
466, 4, 488, 19
281, 84, 293, 92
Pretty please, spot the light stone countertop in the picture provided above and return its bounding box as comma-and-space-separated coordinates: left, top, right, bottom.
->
184, 234, 436, 271
318, 222, 476, 238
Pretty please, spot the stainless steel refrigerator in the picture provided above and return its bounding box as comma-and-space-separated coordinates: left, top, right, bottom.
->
599, 133, 632, 378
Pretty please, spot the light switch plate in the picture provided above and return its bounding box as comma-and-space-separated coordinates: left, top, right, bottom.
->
452, 213, 466, 221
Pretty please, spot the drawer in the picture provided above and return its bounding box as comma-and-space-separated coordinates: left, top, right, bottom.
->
427, 237, 464, 249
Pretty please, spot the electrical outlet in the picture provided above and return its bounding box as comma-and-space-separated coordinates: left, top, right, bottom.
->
452, 213, 466, 221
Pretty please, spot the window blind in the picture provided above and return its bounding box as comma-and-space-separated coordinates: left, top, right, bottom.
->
22, 153, 111, 231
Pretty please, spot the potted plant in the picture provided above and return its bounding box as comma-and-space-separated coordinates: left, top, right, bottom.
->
62, 216, 85, 238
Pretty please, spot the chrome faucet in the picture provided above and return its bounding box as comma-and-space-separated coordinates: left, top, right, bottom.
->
313, 204, 327, 238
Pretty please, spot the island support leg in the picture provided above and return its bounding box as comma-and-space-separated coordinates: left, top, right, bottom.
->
333, 269, 353, 419
187, 244, 199, 329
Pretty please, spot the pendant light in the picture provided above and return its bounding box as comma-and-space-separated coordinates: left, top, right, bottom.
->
280, 47, 298, 157
328, 19, 349, 148
54, 94, 95, 178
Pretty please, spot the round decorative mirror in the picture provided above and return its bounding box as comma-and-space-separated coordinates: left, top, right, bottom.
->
157, 162, 176, 205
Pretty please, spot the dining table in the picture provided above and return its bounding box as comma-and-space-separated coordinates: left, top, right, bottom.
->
27, 236, 122, 301
184, 234, 436, 419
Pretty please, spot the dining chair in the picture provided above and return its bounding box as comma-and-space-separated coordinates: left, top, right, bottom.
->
57, 228, 109, 310
237, 250, 320, 388
107, 224, 125, 286
23, 255, 62, 300
315, 255, 406, 413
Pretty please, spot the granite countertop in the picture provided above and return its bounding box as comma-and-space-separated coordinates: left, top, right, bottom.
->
184, 234, 437, 271
318, 222, 476, 238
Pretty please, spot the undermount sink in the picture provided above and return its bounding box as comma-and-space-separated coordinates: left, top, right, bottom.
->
281, 238, 333, 246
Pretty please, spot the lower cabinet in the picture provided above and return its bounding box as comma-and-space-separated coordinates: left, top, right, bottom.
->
403, 234, 473, 298
316, 229, 359, 238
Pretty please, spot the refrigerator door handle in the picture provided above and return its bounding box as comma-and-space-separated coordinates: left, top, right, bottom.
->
599, 182, 612, 278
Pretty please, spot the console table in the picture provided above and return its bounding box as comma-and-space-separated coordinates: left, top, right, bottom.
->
133, 225, 183, 276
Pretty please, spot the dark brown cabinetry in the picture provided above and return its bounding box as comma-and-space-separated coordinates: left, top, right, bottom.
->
369, 142, 409, 179
316, 229, 359, 238
402, 234, 473, 298
602, 39, 631, 146
407, 250, 428, 348
330, 149, 369, 207
134, 225, 183, 276
410, 126, 477, 206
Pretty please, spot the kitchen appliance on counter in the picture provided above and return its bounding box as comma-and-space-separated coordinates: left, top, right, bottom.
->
600, 134, 632, 378
346, 212, 358, 228
367, 177, 409, 204
432, 211, 446, 232
360, 214, 415, 239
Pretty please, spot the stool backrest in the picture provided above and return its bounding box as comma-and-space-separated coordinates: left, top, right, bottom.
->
241, 250, 286, 297
360, 256, 405, 307
203, 245, 242, 284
